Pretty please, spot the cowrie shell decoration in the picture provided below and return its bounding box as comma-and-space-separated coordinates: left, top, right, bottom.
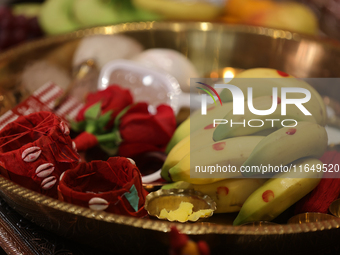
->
127, 158, 136, 165
72, 141, 77, 152
41, 176, 57, 190
36, 163, 54, 178
89, 197, 109, 211
59, 171, 65, 181
22, 147, 41, 162
60, 121, 70, 135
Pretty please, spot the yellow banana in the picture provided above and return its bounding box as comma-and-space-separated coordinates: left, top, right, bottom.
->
273, 77, 327, 126
219, 68, 294, 102
189, 102, 233, 131
219, 68, 327, 126
162, 134, 190, 181
165, 117, 190, 155
169, 136, 264, 184
162, 178, 267, 213
166, 102, 233, 153
242, 121, 328, 177
213, 95, 317, 141
233, 157, 323, 225
162, 124, 217, 181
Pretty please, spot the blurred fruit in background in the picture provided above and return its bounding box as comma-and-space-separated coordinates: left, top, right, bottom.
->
132, 0, 223, 21
36, 0, 320, 36
38, 0, 81, 35
220, 0, 319, 35
3, 0, 340, 51
37, 0, 223, 35
38, 0, 163, 35
298, 0, 340, 40
0, 4, 43, 51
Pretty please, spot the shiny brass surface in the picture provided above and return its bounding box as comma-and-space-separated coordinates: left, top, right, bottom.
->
241, 221, 279, 226
53, 58, 97, 109
145, 189, 216, 222
1, 22, 340, 254
329, 198, 340, 218
288, 212, 337, 224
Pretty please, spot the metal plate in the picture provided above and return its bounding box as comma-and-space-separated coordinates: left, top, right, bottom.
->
1, 22, 340, 254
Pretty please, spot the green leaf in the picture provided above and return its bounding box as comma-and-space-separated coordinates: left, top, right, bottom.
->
96, 110, 113, 130
84, 102, 102, 120
70, 120, 86, 132
114, 104, 133, 130
96, 130, 121, 144
100, 143, 119, 156
85, 120, 98, 134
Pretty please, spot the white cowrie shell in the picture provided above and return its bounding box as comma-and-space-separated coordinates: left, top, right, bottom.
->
64, 124, 70, 135
60, 121, 70, 135
127, 158, 135, 165
59, 122, 65, 133
72, 141, 77, 152
89, 197, 109, 211
22, 147, 41, 162
41, 176, 57, 190
36, 163, 54, 178
86, 191, 96, 194
59, 172, 65, 181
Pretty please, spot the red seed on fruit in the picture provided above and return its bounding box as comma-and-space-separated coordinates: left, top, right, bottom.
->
286, 128, 296, 135
277, 70, 289, 77
204, 123, 215, 130
217, 186, 229, 195
271, 96, 281, 104
262, 190, 274, 202
212, 142, 226, 151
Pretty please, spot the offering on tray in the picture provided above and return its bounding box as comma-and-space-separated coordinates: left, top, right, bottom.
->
73, 34, 143, 70
21, 60, 72, 94
145, 188, 216, 222
133, 48, 199, 93
0, 111, 79, 198
162, 68, 330, 224
0, 45, 336, 228
158, 201, 213, 222
38, 0, 162, 35
58, 157, 148, 217
72, 85, 176, 158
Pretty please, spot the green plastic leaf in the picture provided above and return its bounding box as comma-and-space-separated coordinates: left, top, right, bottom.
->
85, 120, 98, 134
100, 143, 119, 156
123, 185, 139, 212
70, 120, 86, 132
97, 129, 122, 155
96, 110, 113, 130
84, 102, 102, 120
114, 104, 133, 130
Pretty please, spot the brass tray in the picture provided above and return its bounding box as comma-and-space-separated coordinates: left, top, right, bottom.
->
1, 22, 340, 255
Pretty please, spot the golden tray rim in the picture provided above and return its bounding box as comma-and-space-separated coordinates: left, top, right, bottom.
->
0, 21, 340, 237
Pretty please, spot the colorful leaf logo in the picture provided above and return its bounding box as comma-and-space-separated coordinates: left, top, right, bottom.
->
196, 82, 222, 106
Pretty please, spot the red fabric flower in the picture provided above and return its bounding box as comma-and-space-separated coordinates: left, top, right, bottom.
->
118, 103, 176, 157
75, 85, 133, 128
